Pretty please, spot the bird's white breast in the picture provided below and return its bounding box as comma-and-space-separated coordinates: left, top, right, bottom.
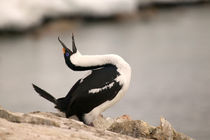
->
83, 54, 131, 124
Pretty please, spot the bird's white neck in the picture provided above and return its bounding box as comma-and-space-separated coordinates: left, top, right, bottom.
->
70, 51, 127, 69
69, 51, 131, 87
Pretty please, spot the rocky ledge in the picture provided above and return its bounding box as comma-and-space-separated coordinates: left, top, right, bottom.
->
0, 106, 193, 140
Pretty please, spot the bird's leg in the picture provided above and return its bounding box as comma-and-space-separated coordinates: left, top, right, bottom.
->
87, 122, 94, 127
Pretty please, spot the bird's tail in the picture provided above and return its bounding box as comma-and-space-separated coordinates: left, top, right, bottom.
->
32, 84, 68, 113
32, 84, 57, 104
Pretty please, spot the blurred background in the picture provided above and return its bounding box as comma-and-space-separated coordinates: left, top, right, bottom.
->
0, 0, 210, 139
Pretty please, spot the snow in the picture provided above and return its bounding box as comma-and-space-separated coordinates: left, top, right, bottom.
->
0, 0, 202, 30
0, 0, 138, 30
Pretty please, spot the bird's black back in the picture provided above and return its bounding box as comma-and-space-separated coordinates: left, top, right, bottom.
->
63, 64, 122, 117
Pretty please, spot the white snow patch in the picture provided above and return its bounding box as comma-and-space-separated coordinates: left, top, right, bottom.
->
0, 0, 138, 30
0, 0, 199, 30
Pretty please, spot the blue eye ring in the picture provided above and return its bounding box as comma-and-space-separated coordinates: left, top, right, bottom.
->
65, 52, 70, 57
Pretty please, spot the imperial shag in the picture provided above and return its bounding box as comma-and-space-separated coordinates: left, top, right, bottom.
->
32, 34, 131, 125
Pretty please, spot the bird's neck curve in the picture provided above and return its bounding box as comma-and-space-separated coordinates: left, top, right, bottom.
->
65, 51, 126, 71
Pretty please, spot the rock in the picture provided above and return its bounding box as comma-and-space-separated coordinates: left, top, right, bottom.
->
108, 120, 155, 139
0, 106, 193, 140
152, 117, 194, 140
0, 106, 59, 127
0, 106, 139, 140
108, 117, 194, 140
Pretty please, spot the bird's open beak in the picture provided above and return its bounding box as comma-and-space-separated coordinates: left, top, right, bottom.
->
58, 37, 73, 54
72, 33, 77, 53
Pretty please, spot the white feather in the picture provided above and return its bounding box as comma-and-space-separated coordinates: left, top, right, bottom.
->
88, 82, 114, 94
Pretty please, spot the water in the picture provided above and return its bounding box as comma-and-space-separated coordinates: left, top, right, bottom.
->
0, 5, 210, 140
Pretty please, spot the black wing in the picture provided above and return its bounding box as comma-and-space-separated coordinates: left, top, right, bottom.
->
65, 65, 122, 117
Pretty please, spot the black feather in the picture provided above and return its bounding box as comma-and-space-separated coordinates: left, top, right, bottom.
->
65, 65, 122, 118
32, 84, 57, 104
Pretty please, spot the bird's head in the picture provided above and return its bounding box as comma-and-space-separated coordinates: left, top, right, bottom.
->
58, 33, 77, 59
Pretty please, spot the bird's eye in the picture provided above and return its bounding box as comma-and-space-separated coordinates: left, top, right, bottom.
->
65, 52, 70, 57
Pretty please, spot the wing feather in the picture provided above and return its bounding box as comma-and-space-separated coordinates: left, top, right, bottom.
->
65, 65, 121, 116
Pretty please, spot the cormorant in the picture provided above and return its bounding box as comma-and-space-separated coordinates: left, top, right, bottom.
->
32, 34, 131, 125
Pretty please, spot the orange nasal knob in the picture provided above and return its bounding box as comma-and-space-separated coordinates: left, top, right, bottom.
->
62, 48, 65, 54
